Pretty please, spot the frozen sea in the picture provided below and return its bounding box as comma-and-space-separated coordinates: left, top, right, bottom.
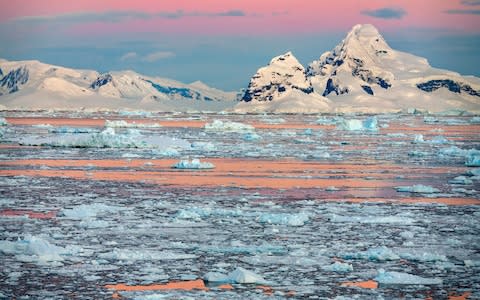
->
0, 112, 479, 299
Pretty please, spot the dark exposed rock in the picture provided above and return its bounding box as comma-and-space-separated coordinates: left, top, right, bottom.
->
361, 85, 374, 95
417, 79, 480, 97
322, 78, 349, 97
90, 73, 112, 89
0, 66, 29, 94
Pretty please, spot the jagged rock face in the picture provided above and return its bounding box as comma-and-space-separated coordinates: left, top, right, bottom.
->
0, 66, 29, 94
242, 52, 313, 102
90, 73, 113, 89
308, 24, 394, 96
417, 79, 480, 97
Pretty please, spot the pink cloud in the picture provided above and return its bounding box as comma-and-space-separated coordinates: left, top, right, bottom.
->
2, 0, 479, 34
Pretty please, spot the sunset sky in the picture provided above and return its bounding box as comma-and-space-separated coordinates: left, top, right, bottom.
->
1, 0, 479, 90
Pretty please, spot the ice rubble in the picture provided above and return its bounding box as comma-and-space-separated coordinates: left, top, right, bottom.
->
98, 249, 197, 261
395, 184, 440, 194
337, 116, 378, 131
342, 246, 447, 262
375, 269, 442, 285
0, 235, 86, 264
172, 159, 215, 169
204, 120, 254, 133
19, 127, 190, 149
204, 267, 267, 284
105, 120, 162, 128
61, 203, 124, 219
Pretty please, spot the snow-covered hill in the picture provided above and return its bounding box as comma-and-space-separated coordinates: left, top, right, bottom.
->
237, 24, 480, 114
0, 59, 236, 111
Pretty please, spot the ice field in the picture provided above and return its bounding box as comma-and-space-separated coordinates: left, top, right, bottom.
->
0, 112, 479, 299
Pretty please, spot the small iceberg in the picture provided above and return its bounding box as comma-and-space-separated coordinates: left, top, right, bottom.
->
395, 184, 440, 194
322, 262, 353, 273
172, 159, 215, 169
205, 120, 254, 133
337, 116, 378, 131
466, 152, 480, 167
204, 267, 266, 284
375, 269, 442, 285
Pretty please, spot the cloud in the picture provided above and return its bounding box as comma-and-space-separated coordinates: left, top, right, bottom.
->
461, 0, 480, 5
445, 9, 480, 14
142, 51, 175, 62
9, 10, 249, 25
120, 52, 138, 61
361, 7, 407, 19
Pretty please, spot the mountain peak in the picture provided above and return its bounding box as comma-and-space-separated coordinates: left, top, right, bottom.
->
242, 51, 313, 102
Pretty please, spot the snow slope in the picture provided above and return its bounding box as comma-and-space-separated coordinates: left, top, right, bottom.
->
0, 59, 235, 111
237, 24, 480, 114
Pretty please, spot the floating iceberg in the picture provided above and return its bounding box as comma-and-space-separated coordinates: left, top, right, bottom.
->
242, 132, 262, 141
413, 134, 425, 143
449, 176, 473, 185
466, 151, 480, 167
19, 127, 190, 149
395, 185, 440, 194
322, 262, 353, 273
257, 212, 310, 227
172, 159, 215, 169
205, 120, 254, 133
375, 269, 442, 285
343, 246, 400, 261
105, 120, 162, 128
337, 116, 378, 131
61, 203, 124, 219
204, 267, 266, 284
0, 235, 85, 264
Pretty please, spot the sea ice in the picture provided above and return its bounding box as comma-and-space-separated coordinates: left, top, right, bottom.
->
449, 176, 473, 185
395, 185, 440, 194
337, 117, 378, 131
322, 262, 353, 273
204, 120, 254, 133
257, 212, 310, 226
205, 267, 266, 284
61, 203, 124, 219
430, 136, 449, 144
105, 120, 162, 128
375, 269, 442, 285
172, 159, 215, 169
98, 249, 196, 261
243, 132, 262, 141
329, 215, 416, 224
413, 134, 425, 143
49, 127, 97, 134
343, 246, 400, 261
0, 117, 8, 126
466, 151, 480, 167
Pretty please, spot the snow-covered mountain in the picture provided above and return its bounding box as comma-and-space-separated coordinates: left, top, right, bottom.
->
235, 52, 331, 113
237, 24, 480, 113
0, 59, 235, 111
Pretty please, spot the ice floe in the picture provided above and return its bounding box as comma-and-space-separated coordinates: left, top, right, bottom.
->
204, 267, 267, 284
61, 203, 124, 219
395, 184, 440, 194
375, 269, 442, 285
19, 127, 190, 149
257, 212, 310, 226
466, 151, 480, 166
322, 261, 353, 273
172, 159, 215, 169
98, 249, 196, 261
205, 120, 254, 133
0, 117, 8, 126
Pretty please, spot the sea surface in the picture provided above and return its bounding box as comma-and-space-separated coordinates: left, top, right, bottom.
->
0, 111, 479, 299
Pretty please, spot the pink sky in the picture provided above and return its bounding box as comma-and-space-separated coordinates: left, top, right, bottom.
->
2, 0, 479, 35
